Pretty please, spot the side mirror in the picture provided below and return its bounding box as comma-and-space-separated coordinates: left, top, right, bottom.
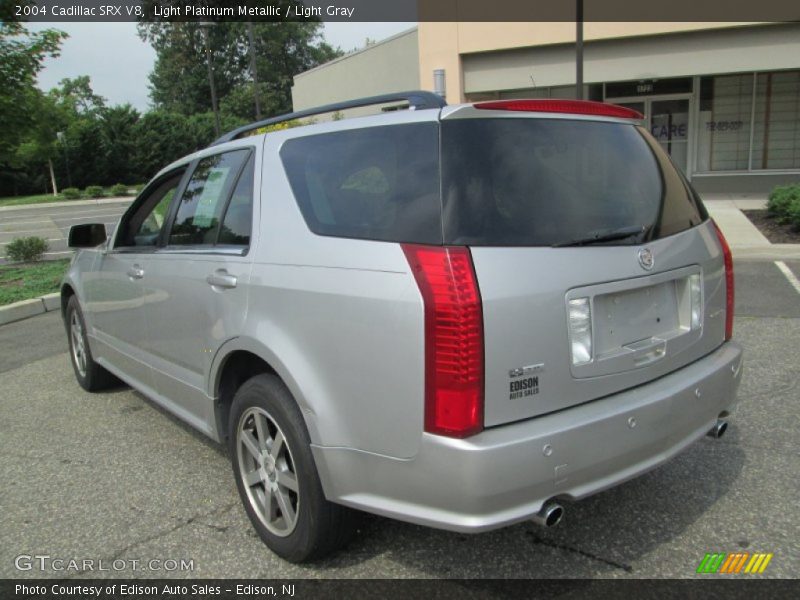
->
68, 223, 107, 248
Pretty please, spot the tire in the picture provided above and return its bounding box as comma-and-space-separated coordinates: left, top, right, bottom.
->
228, 373, 355, 562
65, 296, 118, 391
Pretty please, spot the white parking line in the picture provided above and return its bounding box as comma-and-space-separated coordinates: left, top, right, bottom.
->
775, 261, 800, 296
0, 238, 64, 246
0, 205, 129, 222
0, 222, 118, 237
0, 212, 124, 227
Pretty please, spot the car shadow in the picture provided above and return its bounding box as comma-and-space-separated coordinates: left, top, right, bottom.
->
127, 388, 228, 457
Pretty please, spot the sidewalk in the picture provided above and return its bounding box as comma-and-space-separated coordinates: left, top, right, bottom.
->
703, 197, 800, 261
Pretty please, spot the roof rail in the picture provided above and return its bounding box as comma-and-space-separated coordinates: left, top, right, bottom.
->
210, 90, 447, 146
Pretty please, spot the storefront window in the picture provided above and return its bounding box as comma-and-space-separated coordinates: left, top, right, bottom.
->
696, 75, 752, 172
752, 70, 800, 170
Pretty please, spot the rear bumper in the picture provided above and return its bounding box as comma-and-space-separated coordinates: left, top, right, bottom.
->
312, 341, 743, 533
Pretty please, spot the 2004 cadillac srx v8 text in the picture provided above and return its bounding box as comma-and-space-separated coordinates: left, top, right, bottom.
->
62, 92, 742, 562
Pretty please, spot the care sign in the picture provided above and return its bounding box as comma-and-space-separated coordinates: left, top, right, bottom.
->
650, 116, 688, 142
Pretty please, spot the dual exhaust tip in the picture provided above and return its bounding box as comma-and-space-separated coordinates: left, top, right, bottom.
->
532, 418, 729, 528
532, 500, 564, 528
707, 419, 728, 439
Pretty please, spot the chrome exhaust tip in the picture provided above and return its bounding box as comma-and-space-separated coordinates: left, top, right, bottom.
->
707, 419, 728, 439
532, 501, 564, 528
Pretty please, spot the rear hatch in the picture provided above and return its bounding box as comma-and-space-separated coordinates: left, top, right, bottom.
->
440, 105, 728, 427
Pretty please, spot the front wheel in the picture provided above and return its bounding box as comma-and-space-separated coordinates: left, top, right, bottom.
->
229, 374, 355, 562
65, 296, 118, 391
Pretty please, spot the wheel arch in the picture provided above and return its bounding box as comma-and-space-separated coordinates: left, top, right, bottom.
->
210, 338, 320, 445
60, 282, 76, 321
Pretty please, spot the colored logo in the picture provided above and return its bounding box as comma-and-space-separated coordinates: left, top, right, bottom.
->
696, 552, 774, 574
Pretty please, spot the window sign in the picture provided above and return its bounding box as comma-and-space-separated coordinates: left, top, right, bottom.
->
193, 167, 230, 228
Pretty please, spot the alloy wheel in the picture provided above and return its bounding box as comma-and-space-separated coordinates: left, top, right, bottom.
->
236, 407, 300, 537
70, 311, 87, 377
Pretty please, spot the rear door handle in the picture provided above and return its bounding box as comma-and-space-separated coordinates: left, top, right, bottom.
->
206, 270, 237, 289
127, 264, 144, 279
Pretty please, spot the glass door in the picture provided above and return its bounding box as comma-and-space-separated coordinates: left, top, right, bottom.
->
649, 98, 690, 175
616, 101, 645, 117
609, 97, 692, 175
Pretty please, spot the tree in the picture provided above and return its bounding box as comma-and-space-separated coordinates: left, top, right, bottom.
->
138, 21, 342, 119
13, 92, 71, 195
52, 75, 106, 115
13, 77, 119, 194
99, 104, 141, 185
0, 22, 66, 172
219, 82, 284, 122
251, 23, 341, 115
139, 22, 248, 116
129, 108, 248, 181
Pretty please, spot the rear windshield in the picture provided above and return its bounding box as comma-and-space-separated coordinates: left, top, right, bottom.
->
441, 118, 704, 246
280, 118, 705, 246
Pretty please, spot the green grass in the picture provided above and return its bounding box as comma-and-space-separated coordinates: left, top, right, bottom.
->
0, 194, 68, 207
0, 185, 144, 207
0, 259, 69, 306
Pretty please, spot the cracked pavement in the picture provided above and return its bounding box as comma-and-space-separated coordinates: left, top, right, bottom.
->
1, 261, 798, 578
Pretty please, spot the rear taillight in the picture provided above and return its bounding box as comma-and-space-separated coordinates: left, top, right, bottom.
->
473, 99, 644, 120
713, 221, 735, 340
402, 244, 484, 438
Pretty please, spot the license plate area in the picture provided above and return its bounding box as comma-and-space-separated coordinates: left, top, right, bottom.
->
594, 282, 680, 356
567, 266, 702, 379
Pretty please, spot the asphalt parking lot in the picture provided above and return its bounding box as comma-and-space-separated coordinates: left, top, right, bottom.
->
0, 201, 129, 263
1, 260, 798, 579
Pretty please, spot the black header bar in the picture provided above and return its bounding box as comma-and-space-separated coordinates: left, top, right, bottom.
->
7, 0, 800, 22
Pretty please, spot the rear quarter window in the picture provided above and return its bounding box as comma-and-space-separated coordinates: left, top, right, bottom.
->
280, 123, 441, 244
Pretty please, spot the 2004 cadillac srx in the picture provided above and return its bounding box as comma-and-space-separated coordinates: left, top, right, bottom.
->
62, 92, 742, 562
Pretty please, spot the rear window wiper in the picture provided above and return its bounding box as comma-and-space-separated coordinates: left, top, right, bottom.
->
552, 224, 651, 248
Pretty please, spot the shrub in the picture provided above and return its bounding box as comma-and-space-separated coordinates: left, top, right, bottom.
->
110, 183, 129, 197
767, 184, 800, 221
61, 187, 81, 200
5, 236, 49, 262
788, 197, 800, 231
133, 183, 146, 194
84, 185, 105, 198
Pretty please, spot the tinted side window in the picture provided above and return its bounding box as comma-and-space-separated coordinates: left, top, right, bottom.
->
280, 123, 441, 244
218, 155, 254, 246
117, 170, 185, 248
169, 150, 249, 246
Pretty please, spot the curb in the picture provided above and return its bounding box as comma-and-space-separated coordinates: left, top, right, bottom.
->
0, 293, 61, 326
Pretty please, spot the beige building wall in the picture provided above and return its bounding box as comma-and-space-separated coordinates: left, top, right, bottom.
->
460, 23, 800, 95
291, 28, 420, 113
418, 22, 761, 101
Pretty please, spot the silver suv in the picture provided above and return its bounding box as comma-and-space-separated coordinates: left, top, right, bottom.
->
63, 92, 742, 562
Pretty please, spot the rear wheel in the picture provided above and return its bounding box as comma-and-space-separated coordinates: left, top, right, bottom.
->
66, 296, 118, 391
229, 374, 355, 562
